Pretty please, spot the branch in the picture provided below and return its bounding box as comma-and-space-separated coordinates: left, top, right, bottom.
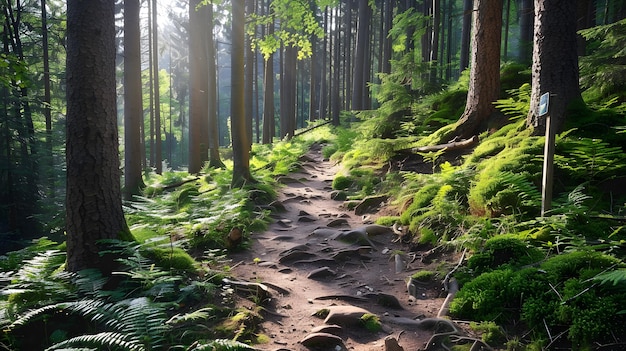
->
410, 135, 479, 153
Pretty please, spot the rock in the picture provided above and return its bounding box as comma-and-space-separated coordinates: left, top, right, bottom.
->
309, 227, 340, 238
279, 244, 311, 256
311, 324, 343, 336
327, 218, 349, 227
362, 292, 403, 310
330, 190, 348, 201
323, 305, 372, 326
333, 229, 376, 247
300, 332, 344, 349
330, 247, 372, 261
278, 251, 317, 264
298, 216, 317, 222
384, 336, 405, 351
354, 195, 388, 215
307, 266, 337, 279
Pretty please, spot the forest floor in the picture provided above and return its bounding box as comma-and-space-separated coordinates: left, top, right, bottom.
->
229, 143, 473, 351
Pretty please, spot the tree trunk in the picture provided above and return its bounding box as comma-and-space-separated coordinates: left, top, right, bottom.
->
351, 0, 369, 111
188, 0, 210, 174
526, 0, 583, 135
245, 0, 254, 146
41, 0, 54, 198
151, 0, 162, 174
331, 6, 341, 125
262, 3, 275, 145
66, 0, 130, 273
519, 0, 533, 63
459, 0, 472, 73
124, 0, 145, 199
429, 0, 440, 84
231, 0, 253, 187
207, 3, 224, 168
318, 6, 329, 120
282, 45, 297, 138
451, 0, 502, 140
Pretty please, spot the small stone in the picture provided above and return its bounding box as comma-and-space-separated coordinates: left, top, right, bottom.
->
307, 266, 336, 279
300, 332, 344, 349
384, 336, 404, 351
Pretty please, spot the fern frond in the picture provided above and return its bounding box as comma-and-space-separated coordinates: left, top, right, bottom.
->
192, 339, 257, 351
6, 303, 65, 329
45, 331, 143, 351
166, 307, 215, 326
593, 269, 626, 287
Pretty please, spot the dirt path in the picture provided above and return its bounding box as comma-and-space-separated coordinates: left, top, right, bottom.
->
230, 143, 458, 351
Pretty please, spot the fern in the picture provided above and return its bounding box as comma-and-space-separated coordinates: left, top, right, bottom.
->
594, 269, 626, 288
191, 339, 257, 351
46, 331, 142, 351
556, 137, 626, 180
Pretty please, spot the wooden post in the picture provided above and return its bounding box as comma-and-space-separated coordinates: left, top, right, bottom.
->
541, 112, 556, 216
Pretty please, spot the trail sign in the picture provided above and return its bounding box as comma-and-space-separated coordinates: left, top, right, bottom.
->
538, 92, 550, 117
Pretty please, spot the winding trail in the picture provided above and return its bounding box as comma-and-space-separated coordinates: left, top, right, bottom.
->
230, 143, 457, 351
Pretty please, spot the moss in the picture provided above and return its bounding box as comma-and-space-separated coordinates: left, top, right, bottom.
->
467, 234, 544, 274
142, 246, 199, 273
400, 183, 441, 224
332, 175, 353, 190
470, 321, 506, 346
360, 313, 382, 332
375, 216, 401, 226
411, 270, 435, 282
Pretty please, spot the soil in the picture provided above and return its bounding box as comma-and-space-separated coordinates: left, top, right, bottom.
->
229, 143, 471, 351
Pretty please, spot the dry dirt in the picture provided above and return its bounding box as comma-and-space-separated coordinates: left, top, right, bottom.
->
229, 143, 469, 351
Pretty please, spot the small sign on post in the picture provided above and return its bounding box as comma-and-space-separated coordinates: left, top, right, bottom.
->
538, 92, 550, 117
540, 92, 555, 217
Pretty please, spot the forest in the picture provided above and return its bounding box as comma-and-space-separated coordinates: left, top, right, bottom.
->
1, 0, 626, 350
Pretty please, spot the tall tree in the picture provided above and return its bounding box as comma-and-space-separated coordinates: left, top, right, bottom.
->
262, 2, 275, 144
151, 0, 162, 173
519, 0, 533, 63
526, 0, 582, 135
245, 0, 255, 144
188, 0, 210, 174
450, 0, 503, 140
231, 0, 253, 187
459, 0, 472, 72
65, 0, 130, 272
124, 0, 145, 199
41, 0, 54, 198
351, 0, 371, 110
207, 3, 224, 168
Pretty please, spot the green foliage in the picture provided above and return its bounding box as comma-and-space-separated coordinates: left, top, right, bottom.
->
493, 83, 532, 121
555, 135, 626, 181
249, 0, 329, 59
360, 313, 382, 332
192, 339, 257, 350
469, 321, 506, 346
467, 235, 544, 275
452, 251, 626, 347
410, 270, 435, 282
579, 18, 626, 102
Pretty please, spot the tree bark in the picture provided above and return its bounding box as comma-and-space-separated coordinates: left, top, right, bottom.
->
262, 3, 275, 145
151, 0, 162, 173
526, 0, 583, 135
351, 0, 371, 111
66, 0, 130, 273
459, 0, 472, 73
207, 3, 224, 168
231, 0, 253, 187
124, 0, 145, 199
519, 0, 533, 63
188, 0, 210, 174
451, 0, 502, 140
